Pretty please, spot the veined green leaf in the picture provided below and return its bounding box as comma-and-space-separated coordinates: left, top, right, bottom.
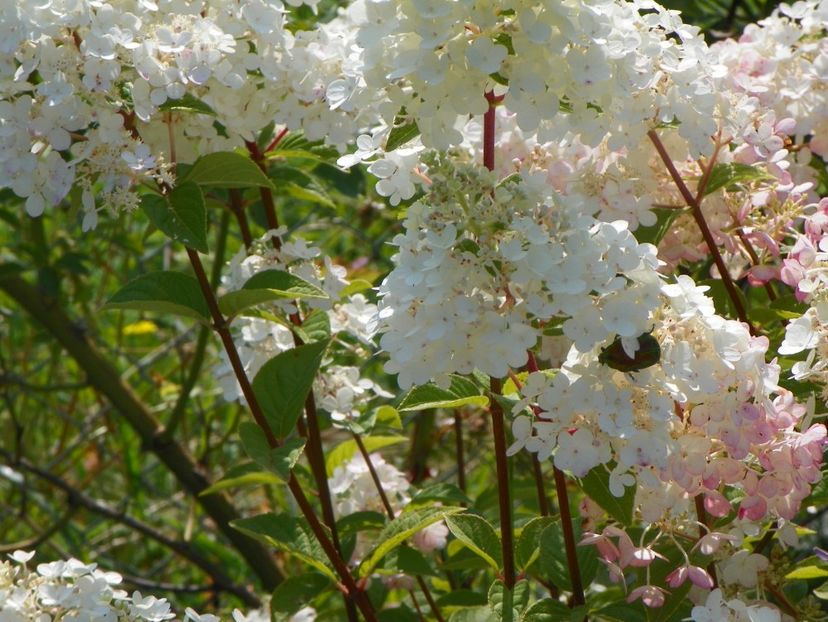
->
252, 340, 329, 438
399, 375, 489, 411
231, 513, 337, 581
358, 506, 465, 577
183, 151, 274, 189
445, 514, 502, 571
103, 271, 210, 323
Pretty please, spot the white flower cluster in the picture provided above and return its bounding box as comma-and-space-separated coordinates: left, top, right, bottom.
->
712, 1, 828, 161
377, 157, 662, 389
215, 231, 386, 424
347, 0, 730, 151
690, 588, 780, 622
333, 0, 771, 211
1, 0, 381, 227
510, 275, 825, 523
0, 550, 287, 622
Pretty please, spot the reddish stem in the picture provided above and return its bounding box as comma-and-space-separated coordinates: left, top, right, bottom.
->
186, 248, 375, 622
648, 130, 755, 334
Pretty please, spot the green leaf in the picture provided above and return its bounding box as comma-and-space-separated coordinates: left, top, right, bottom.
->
539, 521, 592, 591
252, 340, 329, 438
294, 309, 332, 343
633, 207, 685, 246
339, 279, 374, 299
325, 435, 407, 476
103, 271, 209, 323
271, 573, 329, 615
141, 183, 208, 253
386, 114, 421, 152
520, 599, 570, 622
489, 580, 530, 620
183, 151, 274, 189
284, 181, 336, 208
516, 516, 555, 570
199, 462, 282, 496
399, 375, 489, 411
231, 513, 337, 581
337, 511, 386, 541
579, 467, 635, 527
785, 565, 828, 580
445, 514, 502, 571
594, 603, 647, 622
383, 545, 436, 576
449, 608, 497, 622
158, 93, 216, 115
411, 483, 472, 507
358, 506, 465, 577
218, 270, 328, 317
238, 422, 305, 481
814, 580, 828, 599
703, 162, 773, 196
650, 583, 691, 622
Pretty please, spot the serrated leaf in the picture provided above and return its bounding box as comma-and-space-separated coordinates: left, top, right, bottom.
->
158, 93, 216, 115
252, 340, 329, 438
399, 375, 489, 411
325, 435, 407, 476
238, 422, 305, 481
703, 162, 773, 196
516, 516, 555, 570
520, 599, 570, 622
488, 580, 529, 620
199, 462, 282, 496
231, 513, 337, 581
785, 565, 828, 580
386, 117, 421, 151
103, 271, 209, 323
446, 514, 502, 571
183, 151, 274, 189
539, 521, 588, 591
271, 573, 329, 615
579, 467, 635, 527
141, 183, 208, 253
218, 270, 328, 317
358, 506, 465, 577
